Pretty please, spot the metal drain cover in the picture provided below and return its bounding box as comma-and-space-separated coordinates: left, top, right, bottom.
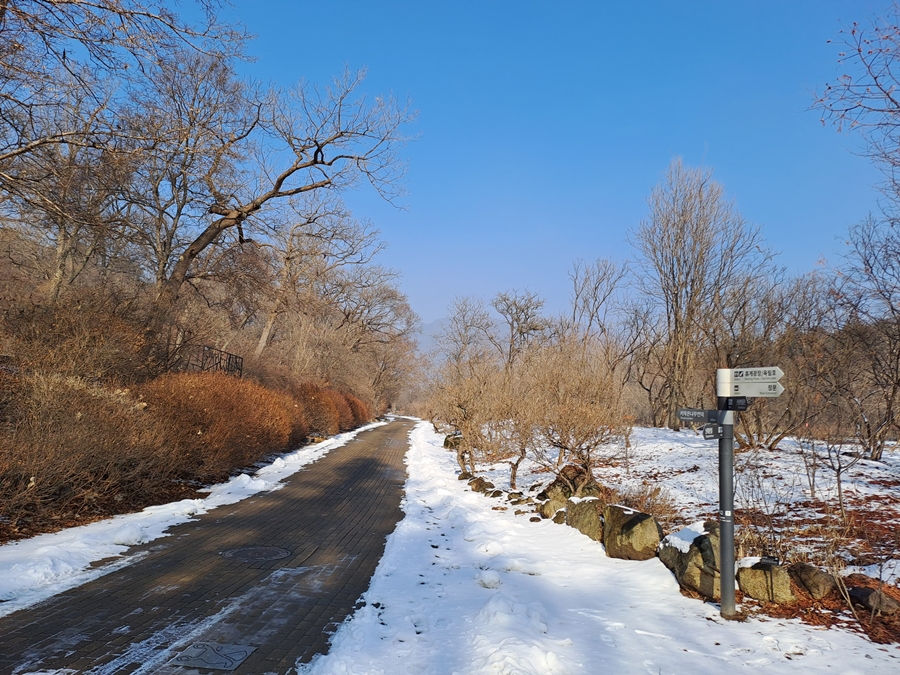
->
220, 546, 291, 562
171, 642, 256, 670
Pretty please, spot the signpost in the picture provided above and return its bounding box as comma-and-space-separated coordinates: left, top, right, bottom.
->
701, 367, 785, 619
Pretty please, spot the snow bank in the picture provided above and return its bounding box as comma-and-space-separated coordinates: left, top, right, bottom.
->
300, 422, 899, 675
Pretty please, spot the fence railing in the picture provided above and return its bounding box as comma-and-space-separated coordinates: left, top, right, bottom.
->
181, 345, 243, 378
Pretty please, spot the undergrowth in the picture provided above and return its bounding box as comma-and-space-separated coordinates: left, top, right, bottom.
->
0, 370, 374, 544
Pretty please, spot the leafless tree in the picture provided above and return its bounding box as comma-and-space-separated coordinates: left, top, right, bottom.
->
0, 0, 244, 168
529, 338, 624, 495
631, 158, 772, 429
814, 3, 900, 199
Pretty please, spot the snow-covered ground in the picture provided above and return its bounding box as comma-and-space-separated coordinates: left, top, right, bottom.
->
2, 419, 898, 674
0, 421, 386, 618
301, 423, 900, 674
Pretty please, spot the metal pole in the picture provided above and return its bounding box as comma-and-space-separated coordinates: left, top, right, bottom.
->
718, 409, 736, 618
716, 369, 736, 619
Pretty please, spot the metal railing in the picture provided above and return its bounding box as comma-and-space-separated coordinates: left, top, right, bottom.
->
182, 345, 243, 377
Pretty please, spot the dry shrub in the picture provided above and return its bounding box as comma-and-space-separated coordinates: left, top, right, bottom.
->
2, 293, 147, 382
0, 372, 178, 536
290, 382, 340, 436
324, 389, 354, 431
345, 394, 373, 426
139, 372, 298, 480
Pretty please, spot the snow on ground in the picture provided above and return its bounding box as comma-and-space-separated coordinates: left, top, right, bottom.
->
0, 421, 386, 618
301, 422, 900, 675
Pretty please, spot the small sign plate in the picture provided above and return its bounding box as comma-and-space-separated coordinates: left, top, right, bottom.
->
717, 396, 749, 411
676, 408, 717, 423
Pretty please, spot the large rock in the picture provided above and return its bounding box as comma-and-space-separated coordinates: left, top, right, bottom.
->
537, 499, 567, 520
468, 477, 494, 493
443, 433, 463, 449
849, 587, 900, 616
602, 504, 662, 561
658, 521, 723, 600
789, 563, 836, 600
737, 561, 796, 604
536, 464, 603, 503
565, 497, 603, 542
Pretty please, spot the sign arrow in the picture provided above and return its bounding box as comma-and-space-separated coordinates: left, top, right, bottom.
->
730, 381, 785, 398
732, 367, 783, 383
676, 408, 718, 423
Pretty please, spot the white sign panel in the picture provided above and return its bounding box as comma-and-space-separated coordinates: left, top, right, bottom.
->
732, 367, 784, 383
730, 381, 785, 398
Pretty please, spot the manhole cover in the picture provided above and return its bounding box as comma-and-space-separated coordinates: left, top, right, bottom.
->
172, 642, 256, 670
220, 546, 291, 562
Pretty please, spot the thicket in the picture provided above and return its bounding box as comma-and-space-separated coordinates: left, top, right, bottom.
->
0, 367, 374, 542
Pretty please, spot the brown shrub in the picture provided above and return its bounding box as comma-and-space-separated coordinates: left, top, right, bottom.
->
290, 382, 340, 436
0, 373, 178, 534
2, 293, 147, 382
324, 389, 354, 431
345, 394, 373, 426
139, 372, 297, 480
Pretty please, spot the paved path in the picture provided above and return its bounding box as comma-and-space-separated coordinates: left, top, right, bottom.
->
0, 418, 415, 675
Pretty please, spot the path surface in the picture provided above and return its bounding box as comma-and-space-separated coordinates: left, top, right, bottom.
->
0, 418, 415, 675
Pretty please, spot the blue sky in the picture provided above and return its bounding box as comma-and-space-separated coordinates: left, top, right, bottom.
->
222, 1, 889, 323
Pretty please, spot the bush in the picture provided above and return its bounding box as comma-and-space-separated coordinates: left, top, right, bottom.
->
2, 293, 147, 382
0, 368, 372, 542
345, 393, 373, 426
290, 382, 340, 436
0, 373, 177, 533
139, 372, 301, 480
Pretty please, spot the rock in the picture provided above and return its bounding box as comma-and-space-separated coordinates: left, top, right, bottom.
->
789, 563, 836, 600
468, 477, 495, 493
529, 516, 541, 523
488, 490, 504, 498
848, 587, 900, 616
507, 492, 524, 501
658, 521, 722, 600
602, 504, 662, 561
565, 497, 603, 542
443, 433, 462, 449
537, 498, 567, 520
552, 509, 567, 524
458, 471, 473, 481
737, 562, 796, 604
536, 464, 603, 503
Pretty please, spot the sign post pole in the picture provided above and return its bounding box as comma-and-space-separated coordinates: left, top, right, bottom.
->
716, 368, 736, 619
681, 367, 783, 619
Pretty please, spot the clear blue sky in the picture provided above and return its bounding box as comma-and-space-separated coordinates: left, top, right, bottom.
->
221, 0, 888, 323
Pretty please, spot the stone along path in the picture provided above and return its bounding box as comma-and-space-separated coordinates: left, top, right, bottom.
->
0, 418, 416, 675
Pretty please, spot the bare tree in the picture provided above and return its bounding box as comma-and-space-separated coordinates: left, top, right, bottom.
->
631, 159, 771, 429
148, 69, 411, 328
488, 289, 548, 370
529, 338, 623, 496
0, 0, 244, 168
814, 3, 900, 199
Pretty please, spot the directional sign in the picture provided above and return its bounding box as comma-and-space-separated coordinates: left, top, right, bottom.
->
703, 424, 725, 441
730, 381, 785, 398
718, 396, 749, 411
677, 408, 718, 423
732, 367, 783, 383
